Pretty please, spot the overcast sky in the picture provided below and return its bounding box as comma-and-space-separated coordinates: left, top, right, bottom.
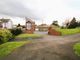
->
0, 0, 80, 25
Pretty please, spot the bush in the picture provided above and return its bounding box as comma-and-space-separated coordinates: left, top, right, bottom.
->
10, 28, 22, 36
0, 29, 12, 43
73, 43, 80, 56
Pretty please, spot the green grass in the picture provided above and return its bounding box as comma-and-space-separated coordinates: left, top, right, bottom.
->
73, 43, 80, 56
0, 41, 30, 57
56, 28, 80, 35
16, 34, 43, 39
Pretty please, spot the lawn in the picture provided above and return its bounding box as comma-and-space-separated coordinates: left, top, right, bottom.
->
73, 43, 80, 56
0, 41, 30, 58
56, 28, 80, 35
16, 34, 43, 39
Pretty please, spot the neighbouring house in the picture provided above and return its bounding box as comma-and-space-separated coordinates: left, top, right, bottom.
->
38, 24, 49, 31
22, 18, 35, 34
0, 18, 13, 29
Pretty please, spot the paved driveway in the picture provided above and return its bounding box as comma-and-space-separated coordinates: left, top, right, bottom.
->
1, 34, 80, 60
34, 31, 48, 35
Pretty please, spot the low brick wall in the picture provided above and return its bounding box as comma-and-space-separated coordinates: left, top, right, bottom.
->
48, 27, 61, 36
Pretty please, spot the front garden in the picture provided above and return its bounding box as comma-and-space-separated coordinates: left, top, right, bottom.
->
0, 28, 42, 58
0, 23, 80, 58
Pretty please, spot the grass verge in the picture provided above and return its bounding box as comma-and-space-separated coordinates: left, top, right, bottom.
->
73, 43, 80, 56
56, 28, 80, 35
0, 41, 30, 57
16, 34, 43, 39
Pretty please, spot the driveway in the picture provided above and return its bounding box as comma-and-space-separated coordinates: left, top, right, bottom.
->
34, 31, 48, 35
1, 34, 80, 60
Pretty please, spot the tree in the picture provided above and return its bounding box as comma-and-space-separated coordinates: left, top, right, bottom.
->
77, 21, 80, 27
52, 21, 59, 26
17, 24, 21, 27
68, 17, 78, 28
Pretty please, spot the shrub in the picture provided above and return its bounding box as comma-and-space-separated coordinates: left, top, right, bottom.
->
0, 29, 12, 43
10, 28, 22, 36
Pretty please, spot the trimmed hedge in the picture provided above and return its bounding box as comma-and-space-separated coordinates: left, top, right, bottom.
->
0, 29, 12, 43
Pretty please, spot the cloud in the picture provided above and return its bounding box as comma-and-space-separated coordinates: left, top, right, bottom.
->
0, 0, 42, 19
63, 0, 80, 10
0, 0, 80, 25
0, 0, 80, 18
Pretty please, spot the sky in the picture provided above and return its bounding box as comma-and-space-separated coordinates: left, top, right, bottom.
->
0, 0, 80, 25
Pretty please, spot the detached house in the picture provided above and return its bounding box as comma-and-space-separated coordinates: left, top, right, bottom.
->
0, 18, 13, 29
